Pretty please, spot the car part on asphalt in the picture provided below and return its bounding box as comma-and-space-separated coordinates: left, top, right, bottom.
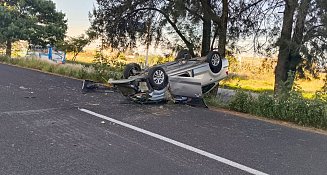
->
82, 80, 115, 93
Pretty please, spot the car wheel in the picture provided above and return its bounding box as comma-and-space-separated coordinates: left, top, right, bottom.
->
175, 49, 192, 61
123, 63, 141, 79
148, 67, 168, 90
206, 51, 222, 73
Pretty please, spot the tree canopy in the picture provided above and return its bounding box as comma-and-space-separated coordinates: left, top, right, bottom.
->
0, 0, 67, 57
89, 0, 326, 92
90, 0, 284, 55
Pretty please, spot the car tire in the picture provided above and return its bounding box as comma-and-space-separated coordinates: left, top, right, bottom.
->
175, 49, 192, 61
148, 67, 168, 90
206, 51, 222, 73
123, 63, 141, 79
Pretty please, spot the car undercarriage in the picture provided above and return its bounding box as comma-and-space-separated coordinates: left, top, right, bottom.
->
83, 50, 229, 107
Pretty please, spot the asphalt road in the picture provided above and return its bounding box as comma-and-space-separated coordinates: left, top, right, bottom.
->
1, 63, 327, 175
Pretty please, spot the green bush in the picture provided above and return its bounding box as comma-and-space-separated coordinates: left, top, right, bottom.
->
221, 72, 327, 129
254, 92, 275, 118
228, 90, 256, 113
204, 94, 228, 108
226, 89, 327, 129
0, 55, 10, 62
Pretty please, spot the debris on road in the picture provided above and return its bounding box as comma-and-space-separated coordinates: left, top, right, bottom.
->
19, 86, 28, 90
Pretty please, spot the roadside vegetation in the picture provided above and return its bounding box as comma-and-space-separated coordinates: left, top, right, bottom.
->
208, 56, 327, 129
2, 53, 326, 129
1, 0, 327, 130
0, 54, 123, 83
205, 85, 327, 130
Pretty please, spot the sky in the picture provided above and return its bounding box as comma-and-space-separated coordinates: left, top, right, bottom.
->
52, 0, 95, 37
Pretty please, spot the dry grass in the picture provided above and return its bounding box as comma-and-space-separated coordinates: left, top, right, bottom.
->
66, 51, 95, 63
66, 50, 174, 67
222, 57, 326, 96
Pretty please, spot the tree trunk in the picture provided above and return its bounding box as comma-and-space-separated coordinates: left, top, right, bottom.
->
211, 28, 218, 50
289, 0, 311, 75
274, 0, 297, 93
6, 40, 12, 58
217, 0, 228, 57
209, 0, 228, 96
201, 0, 212, 56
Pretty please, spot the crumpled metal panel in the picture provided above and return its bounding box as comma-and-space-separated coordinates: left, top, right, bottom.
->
169, 76, 203, 98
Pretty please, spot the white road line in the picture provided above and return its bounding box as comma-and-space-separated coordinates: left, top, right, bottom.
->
79, 108, 269, 175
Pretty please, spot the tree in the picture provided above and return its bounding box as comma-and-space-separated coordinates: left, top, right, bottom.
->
90, 0, 271, 58
90, 0, 196, 55
90, 0, 326, 95
57, 30, 96, 62
274, 0, 327, 92
0, 0, 67, 57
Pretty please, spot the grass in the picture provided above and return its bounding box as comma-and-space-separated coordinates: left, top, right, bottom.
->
205, 90, 327, 130
206, 57, 327, 130
222, 57, 326, 97
66, 51, 95, 63
0, 55, 123, 83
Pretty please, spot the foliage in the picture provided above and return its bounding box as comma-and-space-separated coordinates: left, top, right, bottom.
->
0, 0, 67, 56
315, 70, 327, 101
222, 71, 327, 129
91, 50, 124, 82
0, 55, 123, 83
204, 93, 228, 108
89, 0, 275, 57
203, 71, 327, 129
228, 90, 256, 113
228, 90, 327, 129
89, 0, 196, 54
57, 34, 92, 62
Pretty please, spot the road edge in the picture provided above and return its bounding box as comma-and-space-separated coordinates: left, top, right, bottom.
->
208, 106, 327, 136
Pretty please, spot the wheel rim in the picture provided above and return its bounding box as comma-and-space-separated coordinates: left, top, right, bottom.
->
153, 69, 165, 85
211, 54, 220, 66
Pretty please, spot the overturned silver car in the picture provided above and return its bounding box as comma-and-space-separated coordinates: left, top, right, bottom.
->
108, 50, 229, 105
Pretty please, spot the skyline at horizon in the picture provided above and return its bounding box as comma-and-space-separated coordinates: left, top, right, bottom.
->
53, 0, 94, 37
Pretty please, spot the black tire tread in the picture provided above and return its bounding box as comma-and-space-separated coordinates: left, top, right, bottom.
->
123, 63, 141, 79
